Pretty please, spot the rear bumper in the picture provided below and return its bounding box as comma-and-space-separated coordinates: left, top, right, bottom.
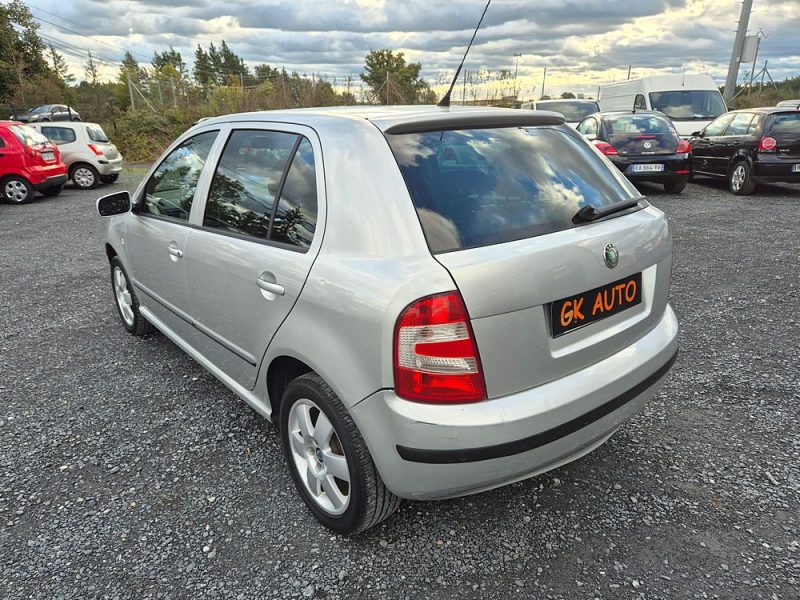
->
32, 173, 67, 191
96, 155, 124, 175
351, 305, 679, 500
753, 158, 800, 183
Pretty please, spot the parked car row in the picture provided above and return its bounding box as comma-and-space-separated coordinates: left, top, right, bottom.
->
0, 120, 122, 203
11, 104, 81, 123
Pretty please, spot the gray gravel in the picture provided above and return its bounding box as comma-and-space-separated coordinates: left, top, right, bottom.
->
1, 172, 799, 599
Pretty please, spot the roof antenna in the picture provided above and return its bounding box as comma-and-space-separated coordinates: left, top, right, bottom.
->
438, 0, 492, 108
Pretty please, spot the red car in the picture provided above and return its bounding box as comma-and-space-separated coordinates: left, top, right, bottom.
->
0, 120, 68, 204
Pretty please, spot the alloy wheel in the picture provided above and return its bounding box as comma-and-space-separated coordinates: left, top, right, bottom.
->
113, 266, 135, 326
73, 167, 96, 189
287, 398, 351, 515
4, 180, 29, 203
731, 165, 746, 192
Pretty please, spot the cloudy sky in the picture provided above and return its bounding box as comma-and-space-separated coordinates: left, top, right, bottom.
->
24, 0, 800, 99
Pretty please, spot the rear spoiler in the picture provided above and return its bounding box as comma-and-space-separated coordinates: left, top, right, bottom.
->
377, 110, 566, 135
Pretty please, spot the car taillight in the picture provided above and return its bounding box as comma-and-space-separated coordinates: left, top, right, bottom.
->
593, 141, 618, 156
676, 140, 692, 154
758, 136, 777, 152
24, 145, 37, 157
394, 291, 486, 403
88, 144, 104, 156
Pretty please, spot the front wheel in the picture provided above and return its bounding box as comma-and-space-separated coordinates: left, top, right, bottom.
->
2, 176, 34, 204
280, 373, 401, 535
729, 161, 757, 195
109, 257, 155, 336
71, 164, 99, 190
663, 179, 687, 194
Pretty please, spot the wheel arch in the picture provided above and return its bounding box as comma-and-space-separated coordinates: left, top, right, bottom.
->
266, 355, 314, 427
728, 151, 754, 172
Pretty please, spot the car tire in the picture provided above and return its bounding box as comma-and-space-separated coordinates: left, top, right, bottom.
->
280, 373, 401, 535
2, 176, 35, 204
41, 184, 64, 197
729, 161, 757, 195
100, 174, 120, 184
663, 179, 687, 194
109, 257, 155, 336
71, 164, 99, 190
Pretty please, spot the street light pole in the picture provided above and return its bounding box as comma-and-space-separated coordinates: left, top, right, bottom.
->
513, 53, 522, 99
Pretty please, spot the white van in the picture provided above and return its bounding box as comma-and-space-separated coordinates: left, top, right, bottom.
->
598, 74, 727, 137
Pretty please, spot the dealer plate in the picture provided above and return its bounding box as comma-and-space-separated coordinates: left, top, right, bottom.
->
550, 273, 642, 337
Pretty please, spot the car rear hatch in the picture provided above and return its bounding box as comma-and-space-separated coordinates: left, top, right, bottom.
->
605, 114, 679, 156
767, 111, 800, 159
385, 122, 672, 399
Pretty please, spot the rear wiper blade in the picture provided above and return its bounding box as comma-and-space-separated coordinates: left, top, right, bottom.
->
572, 197, 644, 224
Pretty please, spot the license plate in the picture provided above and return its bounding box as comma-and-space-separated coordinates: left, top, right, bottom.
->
550, 273, 642, 338
792, 164, 800, 173
630, 164, 664, 173
41, 151, 55, 161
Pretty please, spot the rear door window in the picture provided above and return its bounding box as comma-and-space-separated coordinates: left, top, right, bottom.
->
143, 130, 219, 222
386, 127, 640, 253
41, 126, 76, 145
203, 129, 299, 239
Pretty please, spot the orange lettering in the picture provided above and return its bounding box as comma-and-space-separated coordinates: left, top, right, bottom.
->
573, 297, 585, 321
592, 293, 604, 315
603, 289, 614, 311
625, 280, 637, 303
560, 300, 573, 327
615, 284, 625, 305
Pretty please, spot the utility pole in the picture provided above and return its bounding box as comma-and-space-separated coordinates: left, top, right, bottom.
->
540, 67, 547, 100
513, 53, 522, 99
723, 0, 754, 102
627, 65, 632, 80
386, 71, 390, 104
170, 77, 177, 108
462, 69, 467, 104
127, 74, 135, 110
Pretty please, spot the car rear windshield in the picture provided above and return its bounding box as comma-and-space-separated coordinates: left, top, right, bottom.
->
9, 124, 49, 146
605, 114, 675, 134
537, 102, 599, 121
769, 112, 800, 136
648, 90, 726, 120
86, 124, 110, 142
386, 127, 640, 253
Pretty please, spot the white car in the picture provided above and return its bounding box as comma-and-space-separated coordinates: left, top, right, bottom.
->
31, 122, 123, 189
519, 99, 600, 128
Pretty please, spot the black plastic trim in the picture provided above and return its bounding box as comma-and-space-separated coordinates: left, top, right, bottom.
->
396, 350, 678, 464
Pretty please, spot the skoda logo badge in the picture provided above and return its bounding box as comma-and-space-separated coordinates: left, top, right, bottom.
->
603, 243, 619, 269
643, 141, 652, 149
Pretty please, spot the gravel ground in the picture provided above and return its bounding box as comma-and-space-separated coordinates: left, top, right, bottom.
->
1, 171, 798, 600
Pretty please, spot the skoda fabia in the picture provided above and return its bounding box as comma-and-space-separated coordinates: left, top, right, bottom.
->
97, 106, 679, 534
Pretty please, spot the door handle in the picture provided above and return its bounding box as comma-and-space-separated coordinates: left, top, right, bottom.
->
256, 277, 285, 296
167, 242, 183, 261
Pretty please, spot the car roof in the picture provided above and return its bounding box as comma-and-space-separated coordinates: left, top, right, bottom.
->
730, 106, 800, 114
594, 110, 668, 118
194, 105, 566, 134
536, 99, 598, 104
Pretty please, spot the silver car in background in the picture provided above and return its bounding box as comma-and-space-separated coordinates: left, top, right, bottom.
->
97, 106, 679, 535
32, 121, 123, 189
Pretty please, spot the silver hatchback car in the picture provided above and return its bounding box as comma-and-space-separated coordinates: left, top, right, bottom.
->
97, 106, 679, 534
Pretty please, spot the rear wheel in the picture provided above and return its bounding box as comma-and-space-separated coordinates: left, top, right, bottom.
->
41, 184, 63, 197
2, 176, 34, 204
663, 179, 687, 194
729, 161, 757, 195
110, 257, 155, 336
280, 373, 401, 535
71, 164, 99, 190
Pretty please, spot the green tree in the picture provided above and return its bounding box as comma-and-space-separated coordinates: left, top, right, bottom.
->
0, 0, 52, 103
152, 46, 186, 79
360, 49, 435, 105
560, 91, 576, 99
194, 45, 214, 85
48, 45, 74, 85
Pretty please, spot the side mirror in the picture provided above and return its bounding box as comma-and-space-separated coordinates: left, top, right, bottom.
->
691, 131, 701, 137
97, 191, 131, 217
